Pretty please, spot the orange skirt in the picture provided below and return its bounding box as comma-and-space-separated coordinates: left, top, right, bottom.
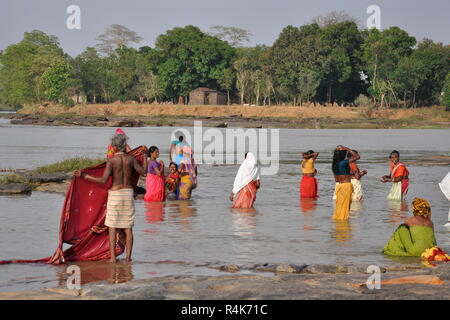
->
232, 180, 257, 209
300, 175, 318, 198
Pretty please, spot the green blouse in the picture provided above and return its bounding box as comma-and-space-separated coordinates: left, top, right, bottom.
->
382, 224, 436, 257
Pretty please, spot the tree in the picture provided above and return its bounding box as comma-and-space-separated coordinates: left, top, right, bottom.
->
155, 25, 236, 102
42, 60, 72, 102
0, 30, 65, 107
234, 57, 251, 104
135, 71, 162, 103
208, 25, 252, 47
96, 24, 143, 56
72, 47, 103, 103
361, 27, 417, 107
442, 72, 450, 109
217, 68, 234, 105
297, 67, 320, 104
311, 10, 362, 29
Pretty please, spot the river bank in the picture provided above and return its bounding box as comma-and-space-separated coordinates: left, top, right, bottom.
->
1, 261, 449, 300
3, 104, 449, 129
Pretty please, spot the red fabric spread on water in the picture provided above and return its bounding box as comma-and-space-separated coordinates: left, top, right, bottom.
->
0, 147, 145, 265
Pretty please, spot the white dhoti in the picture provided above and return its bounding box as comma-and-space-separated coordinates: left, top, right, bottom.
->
105, 188, 135, 229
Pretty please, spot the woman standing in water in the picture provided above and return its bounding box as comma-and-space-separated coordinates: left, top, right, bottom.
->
300, 150, 319, 199
381, 150, 409, 201
178, 146, 197, 200
144, 146, 166, 202
230, 152, 261, 209
348, 150, 367, 201
332, 145, 359, 220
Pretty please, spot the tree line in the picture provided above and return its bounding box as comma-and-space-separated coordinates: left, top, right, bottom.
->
0, 20, 449, 109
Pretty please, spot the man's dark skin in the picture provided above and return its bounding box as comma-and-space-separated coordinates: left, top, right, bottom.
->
74, 146, 148, 263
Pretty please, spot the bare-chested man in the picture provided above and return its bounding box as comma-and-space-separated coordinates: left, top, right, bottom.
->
74, 134, 148, 263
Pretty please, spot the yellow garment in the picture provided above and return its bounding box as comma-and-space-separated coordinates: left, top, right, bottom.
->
412, 198, 431, 218
332, 182, 353, 220
302, 158, 315, 174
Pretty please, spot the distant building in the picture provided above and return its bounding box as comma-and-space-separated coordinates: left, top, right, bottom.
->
189, 87, 227, 105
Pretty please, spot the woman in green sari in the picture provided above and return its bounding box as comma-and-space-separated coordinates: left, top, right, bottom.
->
383, 198, 436, 257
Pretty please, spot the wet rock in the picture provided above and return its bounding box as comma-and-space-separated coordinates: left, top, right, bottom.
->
255, 263, 278, 273
348, 264, 387, 274
0, 183, 32, 195
216, 122, 228, 128
303, 264, 348, 274
29, 173, 70, 184
385, 264, 408, 272
275, 264, 307, 273
218, 264, 239, 273
108, 119, 142, 127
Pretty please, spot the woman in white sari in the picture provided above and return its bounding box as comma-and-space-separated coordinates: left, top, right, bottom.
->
439, 171, 450, 227
230, 152, 261, 209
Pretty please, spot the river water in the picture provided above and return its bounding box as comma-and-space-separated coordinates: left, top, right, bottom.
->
0, 118, 449, 292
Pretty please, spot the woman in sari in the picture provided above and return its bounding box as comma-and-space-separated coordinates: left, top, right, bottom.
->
144, 146, 166, 202
381, 150, 409, 201
383, 198, 450, 261
331, 145, 359, 220
300, 150, 319, 199
439, 171, 450, 227
348, 150, 367, 201
230, 152, 261, 209
177, 146, 197, 200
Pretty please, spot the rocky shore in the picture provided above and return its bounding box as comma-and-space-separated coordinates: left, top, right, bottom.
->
1, 261, 449, 300
2, 106, 450, 129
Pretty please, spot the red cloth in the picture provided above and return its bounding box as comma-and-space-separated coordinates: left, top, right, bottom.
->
300, 174, 318, 198
232, 180, 258, 209
0, 147, 145, 265
144, 161, 166, 202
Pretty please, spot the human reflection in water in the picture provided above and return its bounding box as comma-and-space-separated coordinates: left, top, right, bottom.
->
331, 220, 353, 243
143, 201, 166, 235
57, 260, 133, 286
388, 200, 409, 225
231, 207, 260, 237
300, 198, 317, 231
167, 200, 197, 232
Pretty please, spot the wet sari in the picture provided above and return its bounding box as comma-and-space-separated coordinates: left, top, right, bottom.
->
387, 162, 409, 201
178, 147, 197, 200
144, 161, 166, 202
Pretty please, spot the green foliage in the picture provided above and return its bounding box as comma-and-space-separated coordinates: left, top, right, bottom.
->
155, 25, 236, 99
0, 23, 448, 108
42, 60, 72, 101
442, 72, 450, 108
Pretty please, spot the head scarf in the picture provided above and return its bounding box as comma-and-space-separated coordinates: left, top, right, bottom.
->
232, 152, 260, 195
115, 128, 128, 138
411, 198, 431, 219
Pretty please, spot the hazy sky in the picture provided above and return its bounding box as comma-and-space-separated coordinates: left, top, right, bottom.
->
1, 0, 449, 56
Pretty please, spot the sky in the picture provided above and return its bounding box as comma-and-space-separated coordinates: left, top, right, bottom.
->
1, 0, 449, 57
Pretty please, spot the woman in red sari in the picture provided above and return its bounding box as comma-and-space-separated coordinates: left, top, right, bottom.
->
300, 150, 319, 198
230, 152, 261, 209
144, 146, 166, 202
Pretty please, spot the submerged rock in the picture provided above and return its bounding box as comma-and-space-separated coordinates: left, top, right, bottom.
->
0, 183, 32, 195
303, 264, 349, 274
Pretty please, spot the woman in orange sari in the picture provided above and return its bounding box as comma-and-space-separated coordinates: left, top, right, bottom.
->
230, 152, 260, 209
144, 146, 166, 202
300, 150, 319, 198
381, 150, 409, 201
